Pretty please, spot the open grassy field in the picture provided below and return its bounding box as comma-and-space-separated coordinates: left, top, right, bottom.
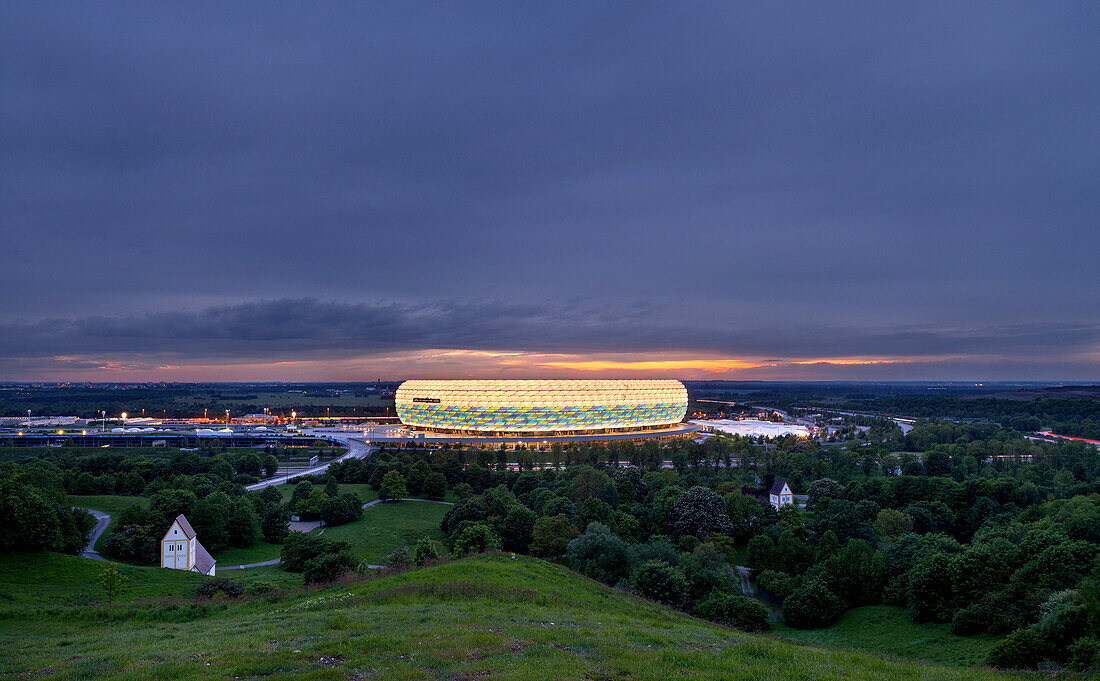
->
217, 488, 446, 566
274, 482, 378, 504
770, 605, 1001, 667
322, 499, 451, 563
0, 554, 1027, 681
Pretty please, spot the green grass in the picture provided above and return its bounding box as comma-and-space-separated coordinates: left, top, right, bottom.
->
214, 540, 284, 566
274, 482, 378, 504
0, 552, 206, 607
770, 605, 1001, 667
322, 500, 450, 563
0, 555, 1027, 681
218, 491, 448, 566
67, 494, 144, 551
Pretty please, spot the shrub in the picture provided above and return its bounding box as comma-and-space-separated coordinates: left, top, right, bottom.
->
1032, 589, 1088, 650
951, 601, 990, 635
303, 550, 356, 584
677, 535, 701, 554
195, 578, 246, 600
630, 560, 686, 607
245, 580, 276, 596
1067, 637, 1100, 673
412, 537, 443, 565
694, 589, 770, 632
755, 569, 800, 601
986, 629, 1049, 669
782, 577, 845, 629
384, 545, 411, 569
280, 532, 350, 573
452, 523, 502, 556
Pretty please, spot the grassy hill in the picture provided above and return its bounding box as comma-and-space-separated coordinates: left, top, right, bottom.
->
0, 553, 1028, 681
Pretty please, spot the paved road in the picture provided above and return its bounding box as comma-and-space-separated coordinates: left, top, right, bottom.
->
735, 566, 755, 596
245, 433, 375, 491
219, 558, 282, 571
73, 507, 111, 560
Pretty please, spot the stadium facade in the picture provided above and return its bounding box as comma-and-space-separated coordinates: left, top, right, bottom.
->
395, 379, 690, 438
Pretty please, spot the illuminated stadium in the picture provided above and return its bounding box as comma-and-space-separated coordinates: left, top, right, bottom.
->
395, 379, 692, 439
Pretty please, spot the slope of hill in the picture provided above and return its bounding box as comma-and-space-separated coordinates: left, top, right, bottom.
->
0, 554, 1027, 681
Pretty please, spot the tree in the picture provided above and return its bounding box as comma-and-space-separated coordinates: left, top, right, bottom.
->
424, 472, 447, 499
259, 485, 283, 507
530, 514, 579, 557
566, 522, 631, 585
190, 494, 230, 553
500, 505, 537, 553
96, 562, 128, 605
289, 480, 313, 509
452, 523, 502, 556
237, 453, 263, 477
380, 471, 407, 502
630, 560, 686, 606
782, 576, 846, 629
226, 498, 259, 548
806, 478, 845, 507
747, 535, 775, 570
873, 508, 913, 539
667, 486, 733, 540
261, 504, 290, 543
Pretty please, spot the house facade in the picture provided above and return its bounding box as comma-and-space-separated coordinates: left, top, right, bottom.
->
160, 513, 216, 576
769, 479, 794, 510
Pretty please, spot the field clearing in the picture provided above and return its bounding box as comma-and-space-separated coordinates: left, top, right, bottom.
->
322, 499, 450, 563
0, 555, 1026, 681
770, 605, 1001, 667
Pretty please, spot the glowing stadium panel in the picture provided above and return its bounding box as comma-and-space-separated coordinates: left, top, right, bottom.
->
395, 379, 688, 434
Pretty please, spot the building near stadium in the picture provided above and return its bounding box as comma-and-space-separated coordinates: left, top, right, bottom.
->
395, 379, 690, 438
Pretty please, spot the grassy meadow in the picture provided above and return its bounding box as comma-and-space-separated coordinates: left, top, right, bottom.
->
0, 554, 1029, 681
318, 499, 451, 564
770, 605, 1001, 668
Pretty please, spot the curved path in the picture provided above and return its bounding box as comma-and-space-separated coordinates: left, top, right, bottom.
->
73, 507, 111, 560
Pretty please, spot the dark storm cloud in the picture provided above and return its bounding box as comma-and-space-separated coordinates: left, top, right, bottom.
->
1, 2, 1098, 378
0, 298, 1096, 363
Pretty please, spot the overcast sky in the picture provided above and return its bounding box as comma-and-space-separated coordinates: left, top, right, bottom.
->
1, 2, 1098, 381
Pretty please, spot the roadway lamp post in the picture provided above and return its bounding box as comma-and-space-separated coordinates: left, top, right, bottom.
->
100, 410, 105, 433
